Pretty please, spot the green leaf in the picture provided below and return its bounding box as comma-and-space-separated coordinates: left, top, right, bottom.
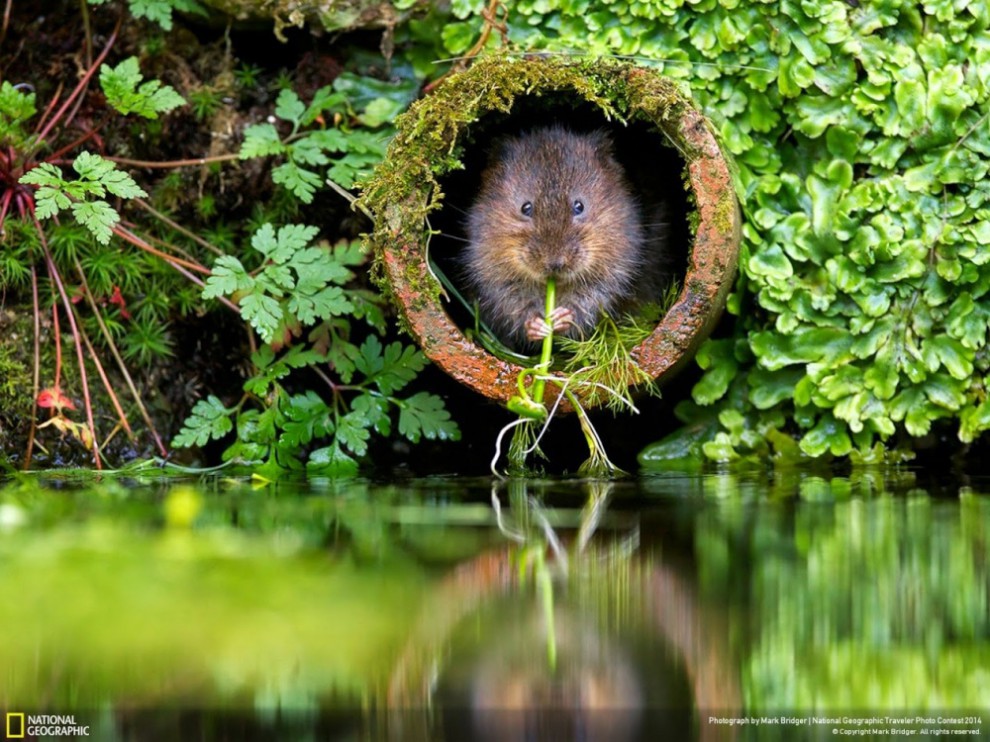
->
70, 152, 147, 198
70, 199, 120, 245
441, 21, 478, 55
327, 151, 384, 189
127, 0, 206, 31
240, 291, 284, 343
748, 244, 793, 281
307, 443, 359, 476
240, 123, 286, 159
100, 56, 185, 118
288, 284, 352, 325
352, 394, 391, 436
31, 186, 72, 220
800, 414, 852, 457
289, 135, 332, 166
637, 420, 716, 470
0, 79, 37, 123
398, 392, 460, 443
274, 88, 306, 127
301, 86, 346, 126
22, 154, 144, 240
18, 161, 63, 188
272, 161, 322, 203
70, 148, 109, 178
280, 391, 334, 449
173, 395, 234, 447
336, 410, 371, 457
751, 327, 853, 370
354, 337, 428, 395
748, 367, 803, 409
358, 97, 404, 128
924, 336, 973, 381
203, 255, 250, 299
959, 399, 990, 443
253, 223, 320, 263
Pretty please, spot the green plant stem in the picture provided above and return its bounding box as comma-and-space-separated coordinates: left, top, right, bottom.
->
531, 277, 556, 405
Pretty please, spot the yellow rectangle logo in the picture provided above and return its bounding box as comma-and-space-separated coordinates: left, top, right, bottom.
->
6, 713, 25, 739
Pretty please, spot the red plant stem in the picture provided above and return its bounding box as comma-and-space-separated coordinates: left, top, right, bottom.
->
72, 299, 135, 441
0, 0, 11, 48
130, 199, 224, 255
112, 224, 212, 274
45, 118, 108, 163
0, 188, 13, 228
34, 19, 119, 148
107, 153, 242, 169
34, 216, 102, 469
112, 227, 240, 314
23, 265, 41, 470
52, 300, 62, 391
122, 222, 204, 265
75, 258, 168, 457
33, 84, 64, 137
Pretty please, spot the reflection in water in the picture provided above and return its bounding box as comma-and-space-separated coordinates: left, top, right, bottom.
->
444, 604, 648, 741
387, 480, 739, 741
0, 472, 986, 739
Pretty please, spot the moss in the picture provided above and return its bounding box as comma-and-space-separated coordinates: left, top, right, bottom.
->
0, 310, 37, 459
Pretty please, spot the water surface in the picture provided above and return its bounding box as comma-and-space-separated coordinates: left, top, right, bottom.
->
0, 470, 987, 740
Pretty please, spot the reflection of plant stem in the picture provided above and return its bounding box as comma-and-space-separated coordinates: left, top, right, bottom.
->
536, 552, 557, 671
577, 482, 613, 552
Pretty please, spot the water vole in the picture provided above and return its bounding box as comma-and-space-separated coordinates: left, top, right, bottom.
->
464, 126, 654, 351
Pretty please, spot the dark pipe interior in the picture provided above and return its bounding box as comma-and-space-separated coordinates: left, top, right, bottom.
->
429, 94, 693, 346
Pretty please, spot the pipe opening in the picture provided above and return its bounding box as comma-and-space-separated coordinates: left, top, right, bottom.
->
430, 93, 694, 359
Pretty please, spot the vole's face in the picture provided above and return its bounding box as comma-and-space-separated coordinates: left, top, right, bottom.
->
496, 132, 613, 283
467, 126, 641, 292
511, 180, 592, 282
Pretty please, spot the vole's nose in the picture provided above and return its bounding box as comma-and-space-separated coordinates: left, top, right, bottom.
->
547, 256, 567, 274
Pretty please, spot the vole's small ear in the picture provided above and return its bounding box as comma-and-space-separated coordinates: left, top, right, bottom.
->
483, 134, 514, 166
587, 128, 617, 158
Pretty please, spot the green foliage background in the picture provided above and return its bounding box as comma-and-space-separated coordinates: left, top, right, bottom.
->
439, 0, 990, 463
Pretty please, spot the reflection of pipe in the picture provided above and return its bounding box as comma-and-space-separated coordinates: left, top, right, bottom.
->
365, 55, 741, 411
647, 565, 741, 742
387, 549, 515, 707
385, 547, 741, 740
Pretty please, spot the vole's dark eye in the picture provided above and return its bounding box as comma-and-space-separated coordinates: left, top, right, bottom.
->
572, 200, 584, 216
520, 201, 533, 217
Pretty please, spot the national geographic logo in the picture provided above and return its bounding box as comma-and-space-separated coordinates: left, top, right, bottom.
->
5, 714, 24, 739
5, 713, 89, 738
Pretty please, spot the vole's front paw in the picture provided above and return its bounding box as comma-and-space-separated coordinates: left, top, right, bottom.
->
525, 307, 575, 342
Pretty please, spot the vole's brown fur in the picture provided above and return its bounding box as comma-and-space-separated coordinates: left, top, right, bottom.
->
464, 126, 653, 351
